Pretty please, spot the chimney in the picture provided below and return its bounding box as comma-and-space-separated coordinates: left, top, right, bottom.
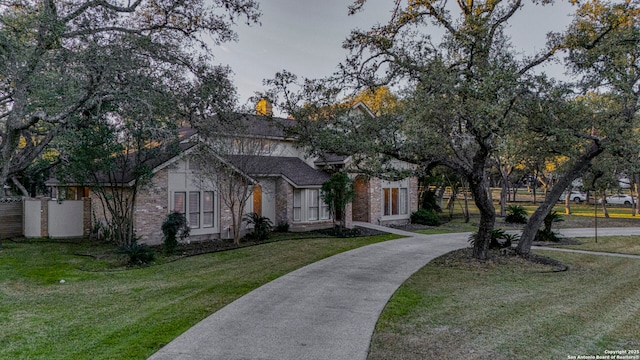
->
256, 98, 273, 116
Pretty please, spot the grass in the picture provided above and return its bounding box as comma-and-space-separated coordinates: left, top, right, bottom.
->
370, 201, 640, 359
418, 201, 640, 236
0, 234, 399, 359
368, 249, 640, 360
554, 236, 640, 256
4, 199, 639, 359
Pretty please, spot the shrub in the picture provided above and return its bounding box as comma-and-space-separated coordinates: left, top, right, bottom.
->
243, 212, 273, 241
535, 229, 563, 242
410, 209, 440, 226
119, 242, 155, 266
318, 226, 361, 238
421, 190, 442, 212
505, 205, 528, 224
468, 228, 519, 249
543, 211, 564, 232
162, 212, 190, 255
321, 172, 355, 231
275, 221, 290, 233
535, 211, 564, 242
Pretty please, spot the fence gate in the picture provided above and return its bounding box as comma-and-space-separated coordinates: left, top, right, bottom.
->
0, 198, 23, 239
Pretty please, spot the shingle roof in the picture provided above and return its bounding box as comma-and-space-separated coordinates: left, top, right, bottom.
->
47, 128, 198, 187
314, 153, 349, 165
210, 113, 295, 139
226, 155, 331, 187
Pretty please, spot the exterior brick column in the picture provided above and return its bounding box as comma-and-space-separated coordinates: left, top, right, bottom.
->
275, 178, 293, 226
83, 197, 92, 237
40, 198, 49, 238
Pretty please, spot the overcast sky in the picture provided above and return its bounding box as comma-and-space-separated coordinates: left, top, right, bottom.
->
211, 0, 577, 110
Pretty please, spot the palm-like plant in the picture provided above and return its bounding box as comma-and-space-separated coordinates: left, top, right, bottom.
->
243, 212, 273, 241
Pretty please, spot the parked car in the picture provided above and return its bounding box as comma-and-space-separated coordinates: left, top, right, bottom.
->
560, 190, 587, 203
601, 194, 636, 205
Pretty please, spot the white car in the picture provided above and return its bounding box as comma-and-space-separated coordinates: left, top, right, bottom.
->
603, 194, 636, 205
560, 190, 587, 203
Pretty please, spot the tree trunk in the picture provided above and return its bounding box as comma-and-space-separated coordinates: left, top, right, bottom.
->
634, 174, 639, 216
470, 185, 495, 260
499, 180, 508, 217
437, 185, 445, 210
446, 187, 456, 213
564, 192, 571, 215
11, 177, 29, 197
532, 173, 537, 204
468, 170, 495, 260
463, 189, 470, 224
601, 193, 609, 218
517, 141, 603, 256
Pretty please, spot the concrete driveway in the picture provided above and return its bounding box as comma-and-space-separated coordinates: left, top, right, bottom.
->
149, 225, 640, 360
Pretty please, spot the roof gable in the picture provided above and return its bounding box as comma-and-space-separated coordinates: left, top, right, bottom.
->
226, 155, 330, 187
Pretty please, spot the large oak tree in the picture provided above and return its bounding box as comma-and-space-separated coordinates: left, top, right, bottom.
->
0, 0, 260, 192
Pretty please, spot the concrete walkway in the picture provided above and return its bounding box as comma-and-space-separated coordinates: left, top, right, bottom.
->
149, 225, 640, 360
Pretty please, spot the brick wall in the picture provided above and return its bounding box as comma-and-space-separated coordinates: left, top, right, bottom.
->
40, 198, 49, 238
83, 198, 92, 237
410, 176, 419, 214
369, 177, 383, 224
134, 168, 169, 245
275, 178, 292, 225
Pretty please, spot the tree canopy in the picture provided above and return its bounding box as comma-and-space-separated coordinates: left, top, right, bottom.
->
0, 0, 260, 192
268, 0, 639, 260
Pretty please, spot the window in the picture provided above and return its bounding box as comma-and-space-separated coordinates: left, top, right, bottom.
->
320, 200, 331, 220
172, 191, 215, 229
293, 190, 302, 221
174, 192, 186, 213
383, 185, 409, 216
292, 189, 331, 223
203, 191, 214, 228
399, 188, 408, 215
308, 189, 319, 221
189, 192, 200, 228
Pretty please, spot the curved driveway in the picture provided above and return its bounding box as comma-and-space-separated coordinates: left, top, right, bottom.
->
149, 225, 640, 360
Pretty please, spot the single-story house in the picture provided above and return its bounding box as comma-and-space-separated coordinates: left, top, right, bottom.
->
49, 107, 419, 245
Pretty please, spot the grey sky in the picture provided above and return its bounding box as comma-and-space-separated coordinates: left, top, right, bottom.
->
212, 1, 577, 108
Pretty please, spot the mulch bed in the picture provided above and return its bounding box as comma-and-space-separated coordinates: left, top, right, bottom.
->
150, 225, 390, 258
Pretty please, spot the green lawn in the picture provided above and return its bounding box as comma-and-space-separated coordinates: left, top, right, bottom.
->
368, 249, 640, 360
372, 202, 640, 359
554, 236, 640, 256
0, 234, 399, 359
4, 201, 639, 359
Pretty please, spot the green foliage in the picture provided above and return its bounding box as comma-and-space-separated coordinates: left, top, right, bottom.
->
535, 229, 563, 243
1, 233, 398, 359
421, 189, 441, 212
543, 211, 564, 232
243, 212, 273, 241
0, 0, 260, 188
410, 209, 440, 226
275, 221, 290, 233
162, 212, 190, 255
118, 242, 155, 266
468, 229, 519, 249
505, 205, 528, 224
318, 226, 362, 238
321, 172, 355, 230
535, 211, 564, 242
